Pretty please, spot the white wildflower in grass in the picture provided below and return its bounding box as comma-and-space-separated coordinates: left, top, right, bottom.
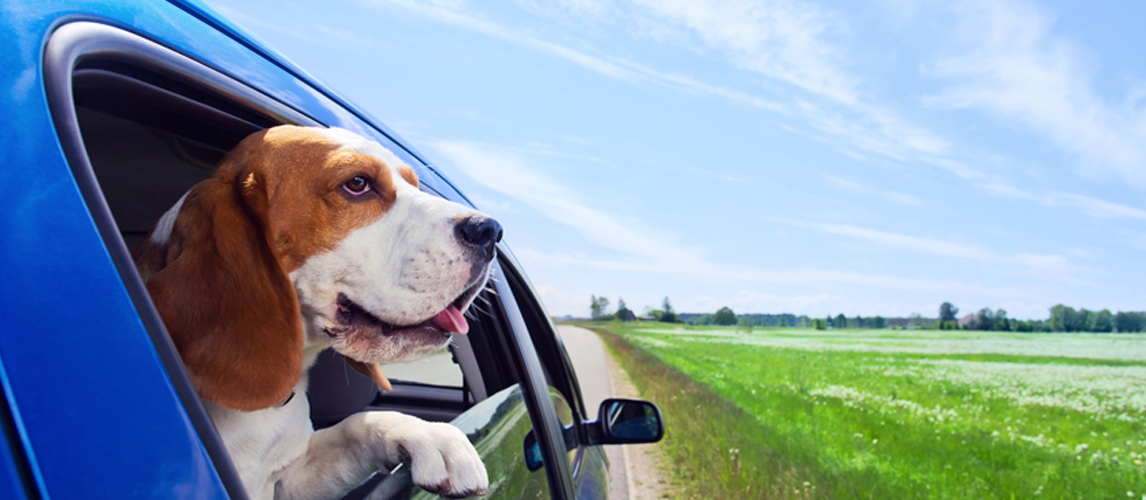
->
876, 360, 1146, 423
639, 328, 1146, 361
811, 385, 960, 423
630, 336, 671, 349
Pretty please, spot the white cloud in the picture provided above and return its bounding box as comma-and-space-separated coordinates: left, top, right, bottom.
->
926, 0, 1146, 188
213, 4, 328, 45
917, 157, 1146, 221
626, 1, 952, 161
426, 140, 707, 270
630, 0, 858, 104
824, 175, 923, 206
365, 0, 643, 80
365, 0, 953, 168
976, 182, 1146, 221
811, 223, 1085, 281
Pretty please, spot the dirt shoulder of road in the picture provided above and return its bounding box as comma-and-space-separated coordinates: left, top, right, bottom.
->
604, 344, 670, 500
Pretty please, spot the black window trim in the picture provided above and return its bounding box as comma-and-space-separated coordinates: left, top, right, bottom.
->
487, 259, 577, 499
497, 254, 593, 478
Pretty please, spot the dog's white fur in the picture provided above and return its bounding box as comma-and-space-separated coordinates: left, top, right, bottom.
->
147, 127, 490, 499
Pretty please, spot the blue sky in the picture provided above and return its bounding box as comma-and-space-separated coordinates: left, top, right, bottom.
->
205, 0, 1146, 320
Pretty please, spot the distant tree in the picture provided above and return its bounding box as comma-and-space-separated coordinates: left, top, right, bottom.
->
713, 306, 737, 326
835, 313, 847, 330
659, 297, 680, 323
1077, 308, 1096, 332
939, 302, 959, 322
1050, 304, 1075, 332
825, 315, 834, 328
1093, 309, 1114, 333
589, 295, 611, 320
1116, 311, 1145, 332
872, 316, 886, 329
813, 318, 827, 330
966, 308, 993, 331
994, 309, 1010, 331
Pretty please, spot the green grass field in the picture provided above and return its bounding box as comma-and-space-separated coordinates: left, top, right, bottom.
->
590, 323, 1146, 499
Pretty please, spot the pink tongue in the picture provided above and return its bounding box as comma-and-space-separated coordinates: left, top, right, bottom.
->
430, 305, 469, 335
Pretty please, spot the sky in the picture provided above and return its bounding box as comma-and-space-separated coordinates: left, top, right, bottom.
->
203, 0, 1146, 320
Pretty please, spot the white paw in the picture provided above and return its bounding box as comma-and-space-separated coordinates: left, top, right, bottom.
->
393, 420, 488, 498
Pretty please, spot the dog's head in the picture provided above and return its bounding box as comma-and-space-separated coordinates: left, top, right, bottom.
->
134, 125, 500, 411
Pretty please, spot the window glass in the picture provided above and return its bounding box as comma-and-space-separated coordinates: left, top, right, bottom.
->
371, 385, 550, 500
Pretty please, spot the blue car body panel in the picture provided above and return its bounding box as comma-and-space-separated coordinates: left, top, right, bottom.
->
1, 3, 236, 498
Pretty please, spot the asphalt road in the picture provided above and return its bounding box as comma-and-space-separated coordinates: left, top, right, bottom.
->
556, 325, 629, 500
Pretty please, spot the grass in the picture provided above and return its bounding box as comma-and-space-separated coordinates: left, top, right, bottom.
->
587, 322, 1146, 499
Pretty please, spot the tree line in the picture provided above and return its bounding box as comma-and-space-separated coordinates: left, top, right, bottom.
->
585, 296, 1146, 333
590, 295, 680, 323
943, 302, 1146, 333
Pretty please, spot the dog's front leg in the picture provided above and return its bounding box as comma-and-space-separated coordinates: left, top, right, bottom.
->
274, 411, 488, 500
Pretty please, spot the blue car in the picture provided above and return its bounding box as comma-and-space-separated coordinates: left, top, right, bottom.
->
0, 1, 663, 499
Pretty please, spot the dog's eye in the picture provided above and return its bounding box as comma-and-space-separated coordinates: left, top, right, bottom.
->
342, 176, 371, 196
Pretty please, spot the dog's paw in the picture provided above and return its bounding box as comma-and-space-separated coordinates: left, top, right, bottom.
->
392, 420, 488, 498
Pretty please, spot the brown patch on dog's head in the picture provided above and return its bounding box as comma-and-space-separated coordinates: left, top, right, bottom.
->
134, 125, 416, 409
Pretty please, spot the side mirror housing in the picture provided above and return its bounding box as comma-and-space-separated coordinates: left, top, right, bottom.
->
523, 398, 664, 471
588, 398, 664, 445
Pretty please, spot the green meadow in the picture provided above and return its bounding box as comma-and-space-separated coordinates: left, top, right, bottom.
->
591, 323, 1146, 499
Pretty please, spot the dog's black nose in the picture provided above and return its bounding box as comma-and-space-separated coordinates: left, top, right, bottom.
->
456, 216, 502, 260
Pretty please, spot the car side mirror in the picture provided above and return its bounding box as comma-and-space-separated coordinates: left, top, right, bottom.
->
522, 398, 664, 471
590, 398, 664, 445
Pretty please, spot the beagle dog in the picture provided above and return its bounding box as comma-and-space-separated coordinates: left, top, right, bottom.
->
133, 125, 495, 499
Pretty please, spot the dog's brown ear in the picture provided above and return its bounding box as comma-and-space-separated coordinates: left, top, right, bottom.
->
139, 166, 303, 412
341, 355, 393, 391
